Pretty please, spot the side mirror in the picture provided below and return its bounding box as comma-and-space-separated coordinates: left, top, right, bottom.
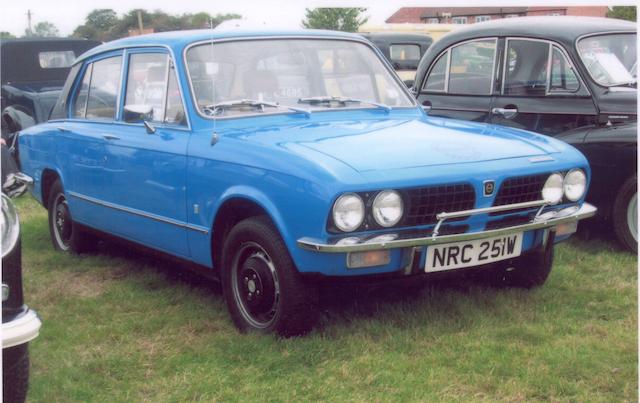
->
124, 104, 156, 134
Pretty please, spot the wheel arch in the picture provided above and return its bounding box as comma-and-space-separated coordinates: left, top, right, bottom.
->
40, 168, 62, 206
210, 189, 291, 272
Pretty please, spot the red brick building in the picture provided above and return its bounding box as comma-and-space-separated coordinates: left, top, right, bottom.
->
386, 6, 610, 24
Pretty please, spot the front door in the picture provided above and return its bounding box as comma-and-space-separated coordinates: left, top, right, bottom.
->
101, 49, 191, 257
417, 38, 498, 122
490, 38, 598, 135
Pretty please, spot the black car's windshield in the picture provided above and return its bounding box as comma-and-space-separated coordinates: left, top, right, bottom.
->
186, 39, 413, 117
577, 33, 637, 87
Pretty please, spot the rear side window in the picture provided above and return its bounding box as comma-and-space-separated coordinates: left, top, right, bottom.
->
50, 64, 81, 120
423, 52, 448, 92
72, 64, 92, 118
85, 56, 122, 119
448, 39, 496, 95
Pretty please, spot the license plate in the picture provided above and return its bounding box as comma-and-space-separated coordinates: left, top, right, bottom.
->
425, 233, 522, 272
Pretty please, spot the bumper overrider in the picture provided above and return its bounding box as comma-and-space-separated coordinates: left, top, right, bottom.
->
2, 308, 42, 349
297, 200, 597, 253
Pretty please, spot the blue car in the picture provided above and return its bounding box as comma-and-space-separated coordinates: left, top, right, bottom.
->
17, 30, 596, 336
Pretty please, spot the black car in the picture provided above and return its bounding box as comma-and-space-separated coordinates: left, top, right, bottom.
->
1, 38, 100, 136
360, 32, 433, 87
412, 16, 637, 251
2, 144, 41, 403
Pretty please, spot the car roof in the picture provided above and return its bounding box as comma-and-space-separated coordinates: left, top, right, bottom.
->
76, 29, 366, 63
434, 16, 635, 48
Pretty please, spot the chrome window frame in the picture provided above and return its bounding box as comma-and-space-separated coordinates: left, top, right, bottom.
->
422, 37, 498, 96
502, 37, 590, 97
182, 35, 419, 121
575, 30, 637, 88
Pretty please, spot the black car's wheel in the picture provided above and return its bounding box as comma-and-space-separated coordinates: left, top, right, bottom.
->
47, 180, 97, 253
492, 233, 555, 288
221, 216, 318, 337
613, 174, 637, 253
3, 344, 29, 403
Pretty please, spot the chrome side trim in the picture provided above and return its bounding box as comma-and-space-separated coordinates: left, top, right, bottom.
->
297, 203, 596, 253
68, 191, 209, 234
2, 309, 41, 349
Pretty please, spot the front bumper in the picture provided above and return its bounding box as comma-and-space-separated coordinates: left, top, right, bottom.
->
2, 308, 41, 349
298, 202, 596, 253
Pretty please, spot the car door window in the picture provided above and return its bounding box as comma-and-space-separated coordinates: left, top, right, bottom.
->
504, 40, 549, 96
549, 47, 579, 92
85, 56, 123, 119
423, 51, 448, 92
72, 63, 92, 118
448, 39, 496, 95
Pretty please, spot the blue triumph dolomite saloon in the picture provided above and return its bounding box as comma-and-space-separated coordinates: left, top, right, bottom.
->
17, 30, 596, 336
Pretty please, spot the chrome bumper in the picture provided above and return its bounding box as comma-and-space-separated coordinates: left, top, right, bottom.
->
2, 309, 41, 349
297, 202, 596, 253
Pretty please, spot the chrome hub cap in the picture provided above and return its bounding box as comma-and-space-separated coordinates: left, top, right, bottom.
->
627, 192, 637, 242
231, 242, 280, 328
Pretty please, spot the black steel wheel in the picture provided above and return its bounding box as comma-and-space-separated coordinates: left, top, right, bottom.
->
613, 174, 637, 253
47, 180, 97, 254
221, 216, 318, 337
492, 232, 555, 288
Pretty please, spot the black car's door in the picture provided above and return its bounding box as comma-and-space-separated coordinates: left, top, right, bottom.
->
416, 38, 498, 122
490, 38, 598, 135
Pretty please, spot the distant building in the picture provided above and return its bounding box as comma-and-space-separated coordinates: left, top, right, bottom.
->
386, 6, 610, 24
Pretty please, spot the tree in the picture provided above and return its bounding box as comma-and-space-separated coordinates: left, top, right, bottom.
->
607, 6, 636, 22
302, 8, 368, 32
28, 21, 59, 37
72, 8, 118, 41
0, 31, 15, 39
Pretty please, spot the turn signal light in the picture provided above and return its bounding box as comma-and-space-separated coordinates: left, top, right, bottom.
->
347, 250, 390, 268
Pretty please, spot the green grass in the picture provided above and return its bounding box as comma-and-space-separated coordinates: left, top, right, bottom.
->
15, 195, 637, 402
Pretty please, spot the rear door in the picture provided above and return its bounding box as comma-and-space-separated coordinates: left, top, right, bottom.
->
490, 38, 597, 135
416, 38, 498, 122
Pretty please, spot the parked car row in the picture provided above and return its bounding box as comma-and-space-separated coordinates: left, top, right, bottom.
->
0, 20, 634, 387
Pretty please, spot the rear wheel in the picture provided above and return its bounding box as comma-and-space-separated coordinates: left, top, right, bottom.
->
47, 180, 97, 253
221, 216, 318, 337
613, 174, 637, 253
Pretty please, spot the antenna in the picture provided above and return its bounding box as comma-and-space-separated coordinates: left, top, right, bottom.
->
26, 9, 33, 36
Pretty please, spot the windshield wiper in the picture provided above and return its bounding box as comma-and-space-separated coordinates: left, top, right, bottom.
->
298, 96, 391, 113
203, 99, 311, 117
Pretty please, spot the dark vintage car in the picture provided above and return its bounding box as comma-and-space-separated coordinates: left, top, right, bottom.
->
412, 16, 637, 251
360, 32, 433, 87
2, 145, 41, 403
1, 38, 100, 137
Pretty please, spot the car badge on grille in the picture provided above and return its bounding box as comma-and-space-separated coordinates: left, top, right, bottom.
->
483, 180, 495, 197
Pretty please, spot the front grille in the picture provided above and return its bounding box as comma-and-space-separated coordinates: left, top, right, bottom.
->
491, 173, 547, 215
403, 183, 475, 226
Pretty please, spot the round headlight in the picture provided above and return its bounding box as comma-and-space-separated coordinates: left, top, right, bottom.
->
332, 193, 365, 232
542, 173, 564, 205
563, 169, 586, 202
1, 194, 20, 258
372, 190, 404, 227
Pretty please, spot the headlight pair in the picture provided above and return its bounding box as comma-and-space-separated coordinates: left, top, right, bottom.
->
542, 169, 586, 205
333, 190, 403, 232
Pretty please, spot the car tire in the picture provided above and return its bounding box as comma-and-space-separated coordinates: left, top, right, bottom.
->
492, 232, 555, 289
221, 216, 319, 337
47, 179, 97, 253
613, 174, 637, 253
3, 344, 30, 403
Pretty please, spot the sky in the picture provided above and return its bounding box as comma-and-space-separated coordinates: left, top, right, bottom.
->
0, 0, 632, 37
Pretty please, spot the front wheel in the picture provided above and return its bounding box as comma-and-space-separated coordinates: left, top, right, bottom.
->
613, 174, 637, 253
221, 216, 318, 337
47, 180, 97, 253
491, 232, 555, 288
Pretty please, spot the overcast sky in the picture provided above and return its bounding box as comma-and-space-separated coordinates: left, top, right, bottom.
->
0, 0, 631, 37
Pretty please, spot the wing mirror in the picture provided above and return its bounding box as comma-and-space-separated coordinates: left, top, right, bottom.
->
123, 104, 156, 134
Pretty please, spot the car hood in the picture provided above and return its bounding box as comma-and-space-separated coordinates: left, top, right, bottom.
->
226, 115, 565, 173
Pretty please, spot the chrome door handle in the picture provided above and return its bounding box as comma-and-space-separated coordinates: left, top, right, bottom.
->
491, 107, 518, 119
103, 134, 120, 141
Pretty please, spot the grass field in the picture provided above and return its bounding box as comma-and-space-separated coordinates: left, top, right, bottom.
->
14, 195, 638, 402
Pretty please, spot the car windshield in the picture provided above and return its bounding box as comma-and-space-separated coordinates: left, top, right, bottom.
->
577, 33, 637, 87
185, 39, 414, 117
